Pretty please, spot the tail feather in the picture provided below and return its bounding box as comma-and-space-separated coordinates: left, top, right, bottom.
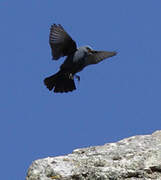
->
44, 72, 76, 93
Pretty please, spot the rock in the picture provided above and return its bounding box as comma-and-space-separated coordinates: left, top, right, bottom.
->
26, 130, 161, 180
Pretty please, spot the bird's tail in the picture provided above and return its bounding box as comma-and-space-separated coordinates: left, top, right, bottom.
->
44, 71, 76, 93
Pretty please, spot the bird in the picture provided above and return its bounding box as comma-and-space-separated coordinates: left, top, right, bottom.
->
44, 24, 117, 93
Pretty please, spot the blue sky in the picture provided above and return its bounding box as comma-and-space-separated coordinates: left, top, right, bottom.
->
1, 0, 161, 179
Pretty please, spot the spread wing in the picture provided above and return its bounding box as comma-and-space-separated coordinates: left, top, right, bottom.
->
86, 51, 117, 65
49, 24, 77, 60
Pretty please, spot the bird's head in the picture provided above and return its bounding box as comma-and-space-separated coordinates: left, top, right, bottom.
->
84, 45, 93, 54
73, 46, 93, 61
77, 45, 93, 56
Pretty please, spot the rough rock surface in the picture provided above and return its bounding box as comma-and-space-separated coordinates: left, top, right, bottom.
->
26, 130, 161, 180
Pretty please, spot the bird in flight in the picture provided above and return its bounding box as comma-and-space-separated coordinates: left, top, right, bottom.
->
44, 24, 117, 93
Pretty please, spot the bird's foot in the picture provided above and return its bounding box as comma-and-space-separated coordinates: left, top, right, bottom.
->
75, 75, 80, 82
69, 73, 74, 80
67, 73, 80, 82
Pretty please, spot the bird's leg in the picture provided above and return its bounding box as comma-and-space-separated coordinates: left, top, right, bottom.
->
69, 73, 74, 80
68, 73, 80, 82
74, 75, 80, 82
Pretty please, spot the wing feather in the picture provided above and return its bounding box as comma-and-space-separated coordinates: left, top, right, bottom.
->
49, 24, 77, 60
86, 51, 117, 65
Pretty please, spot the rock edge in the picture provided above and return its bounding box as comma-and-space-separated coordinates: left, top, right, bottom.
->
26, 130, 161, 180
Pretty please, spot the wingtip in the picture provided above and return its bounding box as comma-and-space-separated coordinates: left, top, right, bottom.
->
114, 51, 118, 56
113, 49, 119, 55
50, 23, 63, 29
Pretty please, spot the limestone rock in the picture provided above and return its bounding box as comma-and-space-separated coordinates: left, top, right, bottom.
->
26, 130, 161, 180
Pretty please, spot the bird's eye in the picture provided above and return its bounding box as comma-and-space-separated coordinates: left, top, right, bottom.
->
86, 47, 91, 51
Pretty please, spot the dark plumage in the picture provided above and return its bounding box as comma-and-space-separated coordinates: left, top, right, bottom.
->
44, 24, 117, 93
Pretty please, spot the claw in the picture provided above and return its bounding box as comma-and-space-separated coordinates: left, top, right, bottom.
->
66, 73, 74, 80
75, 75, 80, 82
